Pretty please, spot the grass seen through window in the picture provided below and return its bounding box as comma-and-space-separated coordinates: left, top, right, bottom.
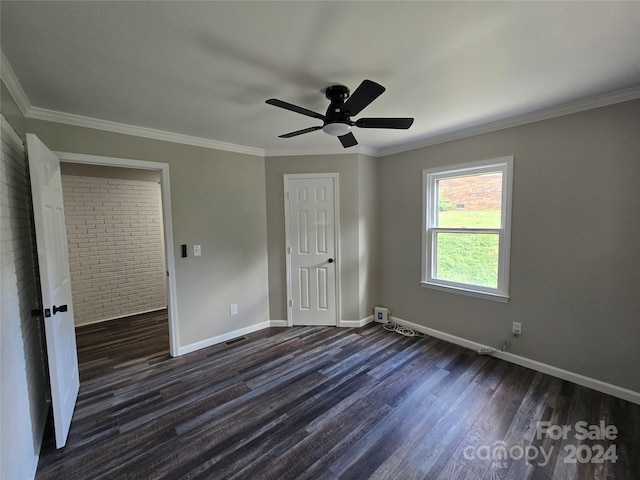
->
435, 210, 501, 288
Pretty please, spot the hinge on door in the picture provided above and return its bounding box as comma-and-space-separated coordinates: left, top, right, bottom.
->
286, 192, 290, 200
287, 246, 291, 254
289, 299, 293, 307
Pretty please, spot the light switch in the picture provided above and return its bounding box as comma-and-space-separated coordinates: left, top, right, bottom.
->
193, 245, 202, 256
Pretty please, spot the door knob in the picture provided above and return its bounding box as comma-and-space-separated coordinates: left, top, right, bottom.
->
52, 304, 68, 315
327, 258, 334, 263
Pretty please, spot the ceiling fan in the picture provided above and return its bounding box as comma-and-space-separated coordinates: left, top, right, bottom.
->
266, 79, 414, 148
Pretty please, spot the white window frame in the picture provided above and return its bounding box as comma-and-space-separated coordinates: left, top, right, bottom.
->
421, 156, 514, 302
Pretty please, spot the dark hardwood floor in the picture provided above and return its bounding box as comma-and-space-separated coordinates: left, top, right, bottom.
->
74, 309, 170, 382
37, 313, 639, 479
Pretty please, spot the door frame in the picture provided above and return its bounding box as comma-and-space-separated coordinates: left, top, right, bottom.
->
54, 151, 180, 357
284, 173, 341, 327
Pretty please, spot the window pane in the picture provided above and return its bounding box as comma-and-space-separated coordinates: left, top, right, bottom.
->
435, 232, 499, 288
436, 172, 502, 228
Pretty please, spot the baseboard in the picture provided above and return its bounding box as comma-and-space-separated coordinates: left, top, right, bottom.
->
270, 320, 289, 327
340, 315, 374, 328
178, 321, 270, 355
269, 317, 375, 328
389, 316, 640, 405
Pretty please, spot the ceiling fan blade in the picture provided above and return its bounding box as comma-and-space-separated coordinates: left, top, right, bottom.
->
338, 132, 358, 148
279, 126, 323, 138
355, 117, 414, 129
266, 99, 325, 120
341, 80, 385, 116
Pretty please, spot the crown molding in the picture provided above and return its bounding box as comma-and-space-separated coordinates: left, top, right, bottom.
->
264, 144, 376, 157
26, 106, 265, 157
359, 146, 377, 157
377, 85, 640, 157
22, 87, 640, 158
1, 50, 31, 115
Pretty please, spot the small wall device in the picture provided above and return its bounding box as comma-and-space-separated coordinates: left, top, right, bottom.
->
374, 306, 390, 323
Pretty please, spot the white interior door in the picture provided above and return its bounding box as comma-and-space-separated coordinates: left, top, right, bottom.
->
26, 133, 79, 448
285, 174, 339, 326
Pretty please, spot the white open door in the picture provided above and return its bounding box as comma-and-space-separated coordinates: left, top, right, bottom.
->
285, 174, 340, 326
26, 134, 79, 448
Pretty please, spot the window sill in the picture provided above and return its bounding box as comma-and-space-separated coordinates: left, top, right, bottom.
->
420, 281, 509, 303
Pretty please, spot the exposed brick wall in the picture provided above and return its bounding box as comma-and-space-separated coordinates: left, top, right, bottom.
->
61, 175, 166, 325
439, 173, 502, 211
1, 117, 49, 479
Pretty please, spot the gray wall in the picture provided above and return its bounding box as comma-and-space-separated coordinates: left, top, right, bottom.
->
357, 154, 379, 319
377, 99, 640, 392
25, 118, 270, 348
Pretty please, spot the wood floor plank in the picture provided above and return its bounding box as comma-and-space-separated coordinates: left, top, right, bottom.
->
36, 312, 640, 480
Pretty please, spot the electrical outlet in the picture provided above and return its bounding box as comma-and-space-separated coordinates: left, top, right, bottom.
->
512, 321, 522, 335
230, 304, 238, 316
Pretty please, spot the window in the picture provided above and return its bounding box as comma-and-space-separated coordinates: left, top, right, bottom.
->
422, 156, 513, 302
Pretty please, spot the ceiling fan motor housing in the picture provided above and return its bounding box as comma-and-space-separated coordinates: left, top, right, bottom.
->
323, 85, 352, 135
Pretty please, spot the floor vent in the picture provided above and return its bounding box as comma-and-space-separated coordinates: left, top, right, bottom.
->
225, 336, 248, 346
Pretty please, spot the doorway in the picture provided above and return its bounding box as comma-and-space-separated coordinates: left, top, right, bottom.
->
55, 151, 179, 356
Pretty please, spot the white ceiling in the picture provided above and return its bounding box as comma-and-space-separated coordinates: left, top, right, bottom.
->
2, 1, 639, 156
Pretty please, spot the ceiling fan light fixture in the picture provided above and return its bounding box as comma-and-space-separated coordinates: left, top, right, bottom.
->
322, 122, 351, 136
